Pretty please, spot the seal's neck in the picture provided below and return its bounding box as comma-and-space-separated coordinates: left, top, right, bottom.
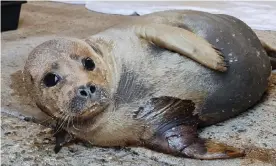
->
112, 64, 152, 107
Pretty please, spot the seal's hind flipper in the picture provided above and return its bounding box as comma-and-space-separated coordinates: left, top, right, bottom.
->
136, 96, 244, 159
261, 40, 276, 70
134, 23, 227, 72
146, 124, 244, 159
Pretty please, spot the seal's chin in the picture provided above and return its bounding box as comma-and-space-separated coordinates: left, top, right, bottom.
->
72, 102, 109, 121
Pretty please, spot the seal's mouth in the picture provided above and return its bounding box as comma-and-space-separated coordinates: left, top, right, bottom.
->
68, 99, 110, 122
52, 102, 109, 129
78, 102, 109, 117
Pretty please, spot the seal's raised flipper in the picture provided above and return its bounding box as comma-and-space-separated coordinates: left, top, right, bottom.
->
261, 40, 276, 70
136, 96, 244, 159
134, 23, 227, 72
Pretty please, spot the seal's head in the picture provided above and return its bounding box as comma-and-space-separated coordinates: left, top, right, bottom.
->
24, 38, 111, 121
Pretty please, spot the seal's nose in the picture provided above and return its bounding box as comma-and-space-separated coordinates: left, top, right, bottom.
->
77, 84, 96, 98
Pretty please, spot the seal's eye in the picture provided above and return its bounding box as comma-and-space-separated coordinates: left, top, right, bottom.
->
82, 57, 95, 71
43, 73, 60, 87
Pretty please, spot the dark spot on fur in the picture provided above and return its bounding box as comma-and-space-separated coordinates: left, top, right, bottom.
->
114, 64, 152, 104
51, 62, 59, 70
69, 54, 80, 60
176, 24, 193, 32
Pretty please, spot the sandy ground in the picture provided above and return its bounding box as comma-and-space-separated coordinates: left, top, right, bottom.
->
1, 1, 276, 166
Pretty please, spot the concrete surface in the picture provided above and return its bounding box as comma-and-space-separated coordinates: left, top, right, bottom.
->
1, 1, 276, 166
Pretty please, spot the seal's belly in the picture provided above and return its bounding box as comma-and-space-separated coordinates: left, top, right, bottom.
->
146, 11, 271, 126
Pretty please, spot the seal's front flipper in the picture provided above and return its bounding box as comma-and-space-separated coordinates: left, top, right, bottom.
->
53, 121, 75, 153
261, 40, 276, 70
54, 129, 68, 153
146, 124, 244, 159
136, 96, 244, 159
134, 23, 227, 72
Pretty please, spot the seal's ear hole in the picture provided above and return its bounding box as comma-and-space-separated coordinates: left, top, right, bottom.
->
82, 57, 95, 71
43, 73, 61, 87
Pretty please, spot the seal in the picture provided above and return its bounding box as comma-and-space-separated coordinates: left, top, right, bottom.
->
23, 10, 276, 160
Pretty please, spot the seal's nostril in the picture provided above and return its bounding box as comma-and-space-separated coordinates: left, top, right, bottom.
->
89, 85, 96, 94
79, 90, 88, 97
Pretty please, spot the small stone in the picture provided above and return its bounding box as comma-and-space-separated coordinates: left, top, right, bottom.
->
237, 129, 247, 133
24, 117, 33, 122
4, 131, 12, 135
68, 147, 78, 153
131, 151, 139, 156
56, 156, 64, 160
23, 157, 33, 161
99, 159, 107, 163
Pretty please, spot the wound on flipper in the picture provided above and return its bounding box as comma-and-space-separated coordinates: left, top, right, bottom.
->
135, 96, 244, 159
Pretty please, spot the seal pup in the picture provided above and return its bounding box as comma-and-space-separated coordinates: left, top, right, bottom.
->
23, 10, 276, 160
